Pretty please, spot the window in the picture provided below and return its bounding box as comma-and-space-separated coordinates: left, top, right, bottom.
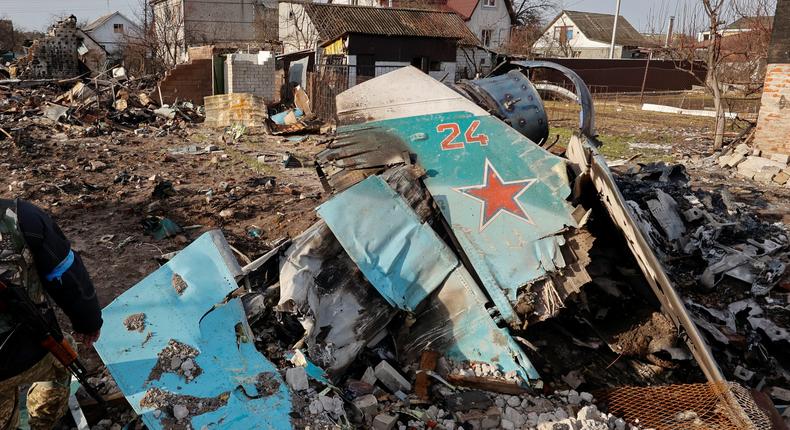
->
483, 0, 495, 6
481, 29, 492, 47
553, 25, 573, 43
113, 23, 124, 33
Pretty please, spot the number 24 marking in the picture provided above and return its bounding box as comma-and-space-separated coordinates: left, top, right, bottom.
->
436, 120, 489, 150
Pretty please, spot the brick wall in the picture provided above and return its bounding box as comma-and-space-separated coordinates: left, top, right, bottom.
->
753, 0, 790, 156
158, 58, 213, 104
224, 52, 276, 103
188, 45, 215, 61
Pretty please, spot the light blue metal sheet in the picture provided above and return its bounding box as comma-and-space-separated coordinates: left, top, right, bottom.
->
318, 175, 459, 312
336, 112, 577, 324
94, 232, 292, 430
436, 266, 540, 382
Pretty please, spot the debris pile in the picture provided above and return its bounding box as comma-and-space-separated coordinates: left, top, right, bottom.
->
614, 162, 789, 403
715, 142, 790, 187
0, 72, 201, 146
87, 66, 785, 430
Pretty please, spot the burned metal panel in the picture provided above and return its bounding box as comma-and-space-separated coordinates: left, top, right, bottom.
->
565, 134, 725, 384
278, 221, 396, 378
278, 166, 433, 377
318, 175, 459, 312
94, 231, 292, 430
401, 265, 541, 383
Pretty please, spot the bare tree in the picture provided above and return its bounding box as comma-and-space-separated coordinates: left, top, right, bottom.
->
702, 0, 728, 149
122, 0, 186, 75
280, 3, 321, 53
511, 0, 554, 26
501, 23, 544, 56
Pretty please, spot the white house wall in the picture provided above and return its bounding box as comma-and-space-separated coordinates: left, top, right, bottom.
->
183, 0, 277, 46
85, 14, 142, 54
466, 0, 511, 50
532, 12, 621, 58
279, 2, 320, 54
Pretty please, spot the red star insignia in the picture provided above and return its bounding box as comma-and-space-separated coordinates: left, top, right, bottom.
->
454, 159, 536, 231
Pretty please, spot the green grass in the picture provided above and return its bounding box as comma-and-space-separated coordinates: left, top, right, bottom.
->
549, 126, 674, 163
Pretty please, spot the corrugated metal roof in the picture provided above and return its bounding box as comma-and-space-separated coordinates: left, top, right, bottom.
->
303, 3, 480, 45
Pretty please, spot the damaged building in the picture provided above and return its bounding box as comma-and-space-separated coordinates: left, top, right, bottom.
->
13, 15, 108, 79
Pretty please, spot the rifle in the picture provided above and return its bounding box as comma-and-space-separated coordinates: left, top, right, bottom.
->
0, 278, 105, 405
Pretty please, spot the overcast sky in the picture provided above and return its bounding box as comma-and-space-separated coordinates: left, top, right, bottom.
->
0, 0, 757, 32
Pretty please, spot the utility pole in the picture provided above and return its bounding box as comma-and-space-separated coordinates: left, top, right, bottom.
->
664, 16, 675, 47
609, 0, 622, 59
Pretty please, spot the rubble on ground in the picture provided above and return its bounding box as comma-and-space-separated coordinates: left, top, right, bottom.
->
614, 161, 790, 403
712, 140, 790, 187
2, 57, 780, 429
146, 339, 203, 383
84, 66, 788, 430
0, 71, 202, 147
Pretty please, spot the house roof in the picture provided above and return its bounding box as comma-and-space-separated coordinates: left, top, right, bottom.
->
724, 15, 773, 31
82, 11, 141, 33
302, 3, 480, 45
546, 10, 649, 47
443, 0, 516, 24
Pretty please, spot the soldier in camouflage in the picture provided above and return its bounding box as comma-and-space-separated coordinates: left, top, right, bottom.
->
0, 199, 102, 430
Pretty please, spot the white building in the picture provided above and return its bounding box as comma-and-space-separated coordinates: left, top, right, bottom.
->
532, 10, 649, 59
151, 0, 278, 65
697, 15, 774, 42
81, 12, 142, 55
443, 0, 515, 51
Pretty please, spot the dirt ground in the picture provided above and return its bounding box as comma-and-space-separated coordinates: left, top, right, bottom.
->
0, 123, 326, 374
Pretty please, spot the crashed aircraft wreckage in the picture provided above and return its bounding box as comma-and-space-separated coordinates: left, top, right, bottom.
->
95, 65, 776, 429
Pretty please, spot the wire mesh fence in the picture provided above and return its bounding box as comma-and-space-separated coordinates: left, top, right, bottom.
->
600, 382, 773, 430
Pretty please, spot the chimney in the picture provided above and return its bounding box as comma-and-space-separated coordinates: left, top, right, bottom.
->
664, 16, 676, 47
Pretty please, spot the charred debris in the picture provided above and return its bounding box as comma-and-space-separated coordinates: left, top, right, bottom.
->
33, 62, 789, 430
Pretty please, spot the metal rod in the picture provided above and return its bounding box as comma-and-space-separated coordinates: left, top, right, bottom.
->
639, 51, 652, 104
609, 0, 622, 59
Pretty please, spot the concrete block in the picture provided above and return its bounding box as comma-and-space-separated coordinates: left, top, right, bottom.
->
769, 153, 790, 165
753, 166, 782, 183
725, 153, 747, 168
374, 361, 411, 393
372, 413, 398, 430
737, 156, 786, 179
353, 393, 378, 417
285, 366, 308, 391
772, 171, 790, 185
734, 143, 750, 155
